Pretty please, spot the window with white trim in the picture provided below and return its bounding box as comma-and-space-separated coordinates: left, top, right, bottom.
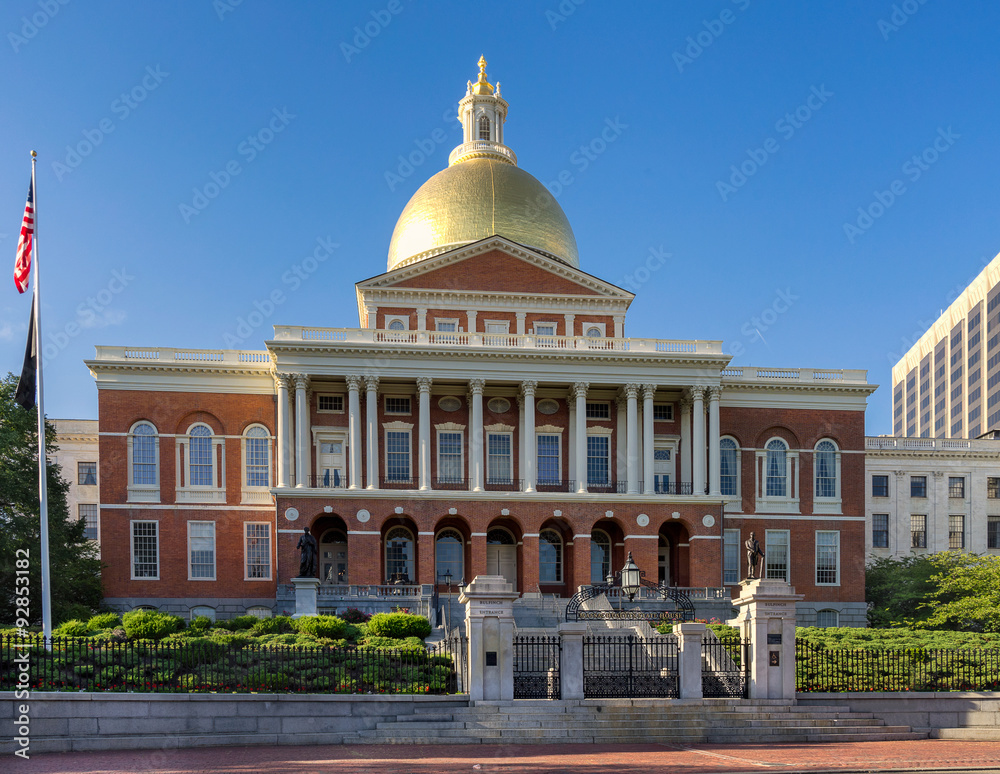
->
813, 439, 841, 513
245, 523, 271, 580
720, 437, 739, 497
872, 514, 889, 548
437, 431, 464, 483
131, 520, 159, 579
188, 521, 216, 580
949, 515, 965, 549
246, 606, 273, 619
487, 432, 513, 483
756, 437, 798, 513
385, 430, 412, 483
534, 322, 556, 336
190, 425, 213, 486
948, 477, 966, 499
128, 421, 159, 502
539, 529, 563, 583
79, 503, 98, 542
815, 531, 839, 585
585, 326, 603, 338
177, 423, 225, 503
435, 529, 464, 582
478, 115, 490, 140
764, 530, 789, 582
723, 529, 740, 584
652, 404, 674, 421
384, 315, 408, 331
911, 514, 927, 548
585, 402, 610, 420
587, 435, 610, 486
243, 425, 271, 489
765, 439, 788, 497
317, 394, 344, 413
537, 434, 561, 484
435, 319, 458, 332
385, 396, 411, 415
78, 461, 97, 486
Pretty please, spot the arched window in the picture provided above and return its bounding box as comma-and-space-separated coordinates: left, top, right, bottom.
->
814, 440, 839, 500
720, 437, 739, 496
128, 421, 159, 503
435, 529, 464, 583
590, 530, 611, 584
244, 425, 270, 488
385, 527, 414, 583
320, 528, 348, 584
189, 425, 214, 486
388, 319, 405, 331
539, 529, 562, 583
190, 605, 216, 622
246, 606, 273, 619
815, 609, 839, 627
765, 439, 788, 498
586, 327, 602, 338
478, 115, 490, 140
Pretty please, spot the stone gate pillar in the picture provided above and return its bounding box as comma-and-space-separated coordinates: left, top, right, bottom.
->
459, 575, 519, 702
731, 579, 803, 699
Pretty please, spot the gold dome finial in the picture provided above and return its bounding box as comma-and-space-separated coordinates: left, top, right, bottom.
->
472, 54, 494, 95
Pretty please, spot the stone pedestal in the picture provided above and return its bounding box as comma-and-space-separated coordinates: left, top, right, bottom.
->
675, 621, 706, 699
459, 575, 519, 702
557, 622, 587, 700
732, 579, 803, 699
291, 576, 320, 619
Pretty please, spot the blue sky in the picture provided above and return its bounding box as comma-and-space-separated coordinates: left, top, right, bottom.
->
2, 1, 998, 436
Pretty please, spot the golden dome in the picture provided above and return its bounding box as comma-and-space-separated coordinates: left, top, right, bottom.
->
387, 158, 580, 271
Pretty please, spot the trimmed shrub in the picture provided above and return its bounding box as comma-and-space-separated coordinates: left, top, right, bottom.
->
291, 615, 347, 639
218, 615, 258, 631
367, 613, 431, 640
53, 619, 90, 637
250, 615, 293, 636
188, 616, 213, 633
87, 612, 122, 631
56, 603, 94, 626
122, 610, 184, 640
341, 608, 371, 624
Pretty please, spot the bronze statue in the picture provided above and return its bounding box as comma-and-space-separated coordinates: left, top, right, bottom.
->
745, 532, 764, 580
296, 527, 318, 577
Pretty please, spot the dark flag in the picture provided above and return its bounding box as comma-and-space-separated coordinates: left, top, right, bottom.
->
15, 297, 36, 410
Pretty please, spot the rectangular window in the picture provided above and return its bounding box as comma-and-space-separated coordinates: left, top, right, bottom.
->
317, 394, 344, 413
765, 530, 789, 582
949, 515, 965, 549
872, 514, 889, 548
653, 404, 674, 421
911, 514, 927, 549
989, 516, 1000, 549
537, 434, 561, 484
437, 431, 463, 482
245, 523, 271, 579
534, 323, 556, 336
911, 476, 927, 498
949, 477, 966, 499
871, 475, 889, 497
723, 529, 740, 584
189, 521, 216, 580
816, 531, 839, 585
131, 521, 159, 579
385, 396, 411, 415
586, 435, 610, 486
79, 503, 98, 541
989, 477, 1000, 499
78, 461, 97, 486
585, 402, 610, 420
487, 433, 512, 483
385, 431, 411, 482
435, 320, 457, 332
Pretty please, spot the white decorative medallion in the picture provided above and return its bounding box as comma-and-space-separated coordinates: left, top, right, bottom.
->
439, 396, 462, 412
553, 509, 562, 517
636, 514, 649, 527
605, 510, 613, 518
284, 507, 299, 522
394, 507, 404, 514
487, 397, 511, 413
537, 399, 559, 415
702, 514, 716, 528
323, 505, 333, 513
449, 507, 457, 515
356, 509, 371, 523
501, 508, 510, 516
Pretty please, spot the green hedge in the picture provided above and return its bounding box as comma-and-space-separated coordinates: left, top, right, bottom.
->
367, 613, 431, 640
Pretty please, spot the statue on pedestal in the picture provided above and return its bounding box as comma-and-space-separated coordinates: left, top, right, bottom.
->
296, 527, 318, 577
745, 532, 764, 580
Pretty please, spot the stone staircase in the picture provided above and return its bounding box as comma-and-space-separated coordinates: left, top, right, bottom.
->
346, 699, 927, 745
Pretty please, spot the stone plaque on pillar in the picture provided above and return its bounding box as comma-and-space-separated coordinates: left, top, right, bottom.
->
291, 576, 321, 619
731, 578, 803, 699
459, 575, 519, 702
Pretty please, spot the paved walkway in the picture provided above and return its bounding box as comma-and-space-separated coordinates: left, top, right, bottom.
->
11, 740, 1000, 774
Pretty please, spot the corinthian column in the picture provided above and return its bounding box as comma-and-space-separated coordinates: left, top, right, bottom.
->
573, 382, 588, 493
642, 384, 656, 494
469, 379, 485, 491
708, 386, 722, 497
625, 384, 640, 494
275, 373, 292, 488
691, 386, 706, 495
346, 375, 362, 489
365, 375, 379, 489
417, 377, 433, 490
522, 381, 537, 492
293, 374, 310, 488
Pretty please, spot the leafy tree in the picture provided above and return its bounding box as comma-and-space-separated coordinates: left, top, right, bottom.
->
920, 553, 1000, 632
865, 553, 943, 627
0, 372, 103, 626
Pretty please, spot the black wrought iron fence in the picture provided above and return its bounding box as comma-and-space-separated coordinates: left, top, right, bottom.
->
796, 640, 1000, 692
0, 635, 462, 694
513, 635, 561, 699
702, 634, 750, 698
583, 634, 678, 698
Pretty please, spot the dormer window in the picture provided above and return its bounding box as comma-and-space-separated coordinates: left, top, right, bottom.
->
478, 116, 490, 140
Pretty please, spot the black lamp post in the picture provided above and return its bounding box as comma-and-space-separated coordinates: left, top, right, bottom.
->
620, 551, 641, 601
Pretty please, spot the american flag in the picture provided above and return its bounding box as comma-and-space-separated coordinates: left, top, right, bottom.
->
13, 178, 34, 294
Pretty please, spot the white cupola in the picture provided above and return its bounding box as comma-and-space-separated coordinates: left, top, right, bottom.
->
449, 56, 517, 166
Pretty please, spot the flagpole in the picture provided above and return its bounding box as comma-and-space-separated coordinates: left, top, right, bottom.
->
30, 150, 53, 649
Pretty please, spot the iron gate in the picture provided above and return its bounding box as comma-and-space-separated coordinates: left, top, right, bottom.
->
701, 635, 750, 698
513, 635, 561, 699
583, 635, 679, 698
